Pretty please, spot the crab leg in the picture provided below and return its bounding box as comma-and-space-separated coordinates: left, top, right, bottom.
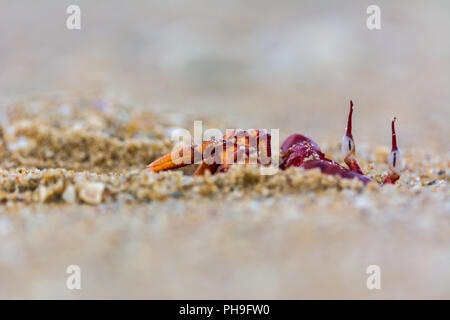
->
193, 161, 220, 176
194, 134, 259, 175
192, 140, 225, 176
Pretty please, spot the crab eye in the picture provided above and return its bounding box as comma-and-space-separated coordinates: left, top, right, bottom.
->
388, 149, 402, 175
341, 135, 355, 157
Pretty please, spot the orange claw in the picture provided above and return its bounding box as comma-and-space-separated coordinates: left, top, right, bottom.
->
147, 129, 270, 175
147, 144, 197, 173
147, 130, 242, 173
147, 140, 225, 173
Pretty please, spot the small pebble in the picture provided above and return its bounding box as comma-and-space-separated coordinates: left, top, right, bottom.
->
79, 182, 105, 205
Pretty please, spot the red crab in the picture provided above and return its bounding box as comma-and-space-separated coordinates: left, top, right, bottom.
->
147, 101, 402, 185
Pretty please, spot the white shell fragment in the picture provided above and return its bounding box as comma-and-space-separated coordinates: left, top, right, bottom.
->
62, 185, 77, 204
39, 186, 50, 203
79, 182, 105, 205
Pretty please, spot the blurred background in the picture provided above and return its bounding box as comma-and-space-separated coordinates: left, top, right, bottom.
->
0, 0, 449, 299
1, 0, 449, 151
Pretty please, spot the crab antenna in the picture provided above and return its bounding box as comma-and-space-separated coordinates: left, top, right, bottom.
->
346, 100, 354, 137
391, 117, 398, 151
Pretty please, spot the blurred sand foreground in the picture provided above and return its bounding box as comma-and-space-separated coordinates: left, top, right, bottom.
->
0, 1, 449, 298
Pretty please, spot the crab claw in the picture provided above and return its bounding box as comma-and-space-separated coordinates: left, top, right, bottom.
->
302, 159, 372, 184
147, 129, 272, 175
147, 142, 213, 173
147, 138, 234, 173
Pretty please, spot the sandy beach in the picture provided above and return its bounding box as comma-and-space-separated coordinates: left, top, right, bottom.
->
0, 0, 449, 299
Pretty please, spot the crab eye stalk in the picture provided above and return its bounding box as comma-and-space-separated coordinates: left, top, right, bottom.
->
341, 134, 355, 158
341, 100, 364, 175
391, 116, 398, 151
388, 117, 402, 176
384, 117, 402, 184
346, 100, 354, 137
388, 149, 402, 176
341, 100, 356, 158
